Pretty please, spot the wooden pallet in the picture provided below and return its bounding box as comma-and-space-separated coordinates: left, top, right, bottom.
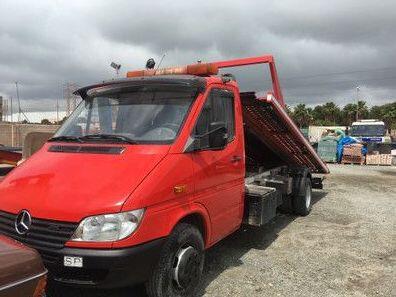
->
343, 144, 364, 157
341, 155, 365, 165
342, 161, 365, 165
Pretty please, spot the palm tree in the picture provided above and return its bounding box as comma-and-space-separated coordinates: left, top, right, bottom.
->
369, 105, 383, 120
356, 100, 369, 120
382, 102, 396, 131
322, 102, 340, 125
342, 103, 357, 126
292, 104, 313, 128
312, 105, 324, 125
341, 100, 368, 125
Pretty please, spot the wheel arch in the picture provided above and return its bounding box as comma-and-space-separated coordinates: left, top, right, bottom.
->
170, 206, 211, 248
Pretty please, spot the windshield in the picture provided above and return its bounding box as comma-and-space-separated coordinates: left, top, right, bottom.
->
350, 124, 385, 137
54, 86, 197, 144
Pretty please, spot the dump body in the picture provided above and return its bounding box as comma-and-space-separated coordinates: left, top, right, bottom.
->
241, 92, 329, 174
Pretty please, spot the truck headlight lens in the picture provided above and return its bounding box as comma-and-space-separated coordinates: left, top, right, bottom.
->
71, 209, 145, 242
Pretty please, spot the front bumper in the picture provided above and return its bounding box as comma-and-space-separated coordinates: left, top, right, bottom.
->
44, 238, 166, 288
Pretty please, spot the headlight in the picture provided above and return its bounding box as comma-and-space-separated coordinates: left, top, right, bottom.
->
71, 209, 145, 242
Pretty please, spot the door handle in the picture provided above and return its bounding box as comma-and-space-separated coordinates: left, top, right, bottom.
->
231, 156, 242, 163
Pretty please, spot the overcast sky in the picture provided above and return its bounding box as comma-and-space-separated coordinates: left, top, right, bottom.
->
0, 0, 395, 114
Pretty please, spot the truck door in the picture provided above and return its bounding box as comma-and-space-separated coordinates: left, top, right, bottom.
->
191, 87, 245, 244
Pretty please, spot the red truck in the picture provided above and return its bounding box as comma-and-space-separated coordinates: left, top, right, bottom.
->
0, 55, 328, 297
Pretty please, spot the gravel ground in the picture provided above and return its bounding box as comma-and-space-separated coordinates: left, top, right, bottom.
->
47, 164, 395, 297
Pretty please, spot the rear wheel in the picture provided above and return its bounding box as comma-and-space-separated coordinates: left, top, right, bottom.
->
293, 177, 312, 216
146, 223, 204, 297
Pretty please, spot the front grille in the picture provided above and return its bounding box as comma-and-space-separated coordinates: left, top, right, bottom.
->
0, 210, 78, 263
50, 267, 109, 285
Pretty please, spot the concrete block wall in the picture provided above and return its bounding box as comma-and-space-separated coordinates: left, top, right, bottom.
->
0, 123, 59, 147
0, 124, 12, 146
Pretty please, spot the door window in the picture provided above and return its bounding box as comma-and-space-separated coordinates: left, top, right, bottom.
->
194, 89, 235, 148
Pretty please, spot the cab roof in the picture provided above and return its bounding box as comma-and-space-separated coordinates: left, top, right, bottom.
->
75, 75, 215, 97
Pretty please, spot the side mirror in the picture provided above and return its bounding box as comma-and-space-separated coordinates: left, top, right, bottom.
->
208, 122, 228, 150
185, 122, 228, 152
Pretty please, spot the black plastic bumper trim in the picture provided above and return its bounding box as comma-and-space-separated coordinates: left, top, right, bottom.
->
46, 237, 166, 288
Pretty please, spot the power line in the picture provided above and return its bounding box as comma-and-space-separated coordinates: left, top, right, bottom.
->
280, 66, 396, 81
283, 75, 396, 88
0, 65, 395, 87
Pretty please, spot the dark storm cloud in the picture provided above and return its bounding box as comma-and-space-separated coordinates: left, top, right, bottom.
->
0, 0, 395, 113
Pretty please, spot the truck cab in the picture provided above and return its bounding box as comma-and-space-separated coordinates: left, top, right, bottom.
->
350, 119, 390, 143
0, 56, 328, 297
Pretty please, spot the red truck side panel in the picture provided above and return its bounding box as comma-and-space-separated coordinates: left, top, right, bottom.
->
190, 84, 245, 244
101, 83, 245, 249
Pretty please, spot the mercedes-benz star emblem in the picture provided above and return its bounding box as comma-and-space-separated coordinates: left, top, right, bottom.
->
15, 210, 32, 235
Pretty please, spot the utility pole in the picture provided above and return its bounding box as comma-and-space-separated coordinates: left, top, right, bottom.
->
356, 86, 360, 121
64, 82, 80, 117
0, 96, 3, 122
16, 82, 21, 122
10, 96, 13, 122
56, 97, 59, 123
15, 82, 29, 123
4, 99, 8, 122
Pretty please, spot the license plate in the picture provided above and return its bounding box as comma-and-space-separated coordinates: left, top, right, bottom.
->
64, 256, 83, 267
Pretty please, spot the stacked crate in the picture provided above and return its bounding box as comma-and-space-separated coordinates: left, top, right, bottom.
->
379, 154, 392, 166
341, 143, 365, 165
317, 138, 338, 163
366, 151, 380, 165
366, 151, 392, 166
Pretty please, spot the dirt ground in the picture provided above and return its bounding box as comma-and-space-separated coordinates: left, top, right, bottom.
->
44, 164, 396, 296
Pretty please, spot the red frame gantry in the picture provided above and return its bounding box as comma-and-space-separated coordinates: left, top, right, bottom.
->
212, 55, 285, 107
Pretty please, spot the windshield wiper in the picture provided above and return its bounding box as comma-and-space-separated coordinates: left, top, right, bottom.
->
48, 136, 84, 143
80, 134, 138, 144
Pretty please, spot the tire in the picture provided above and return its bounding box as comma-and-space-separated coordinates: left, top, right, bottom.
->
293, 177, 312, 216
146, 223, 205, 297
278, 195, 293, 214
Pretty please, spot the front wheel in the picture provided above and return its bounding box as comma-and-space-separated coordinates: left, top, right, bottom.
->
146, 223, 205, 297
